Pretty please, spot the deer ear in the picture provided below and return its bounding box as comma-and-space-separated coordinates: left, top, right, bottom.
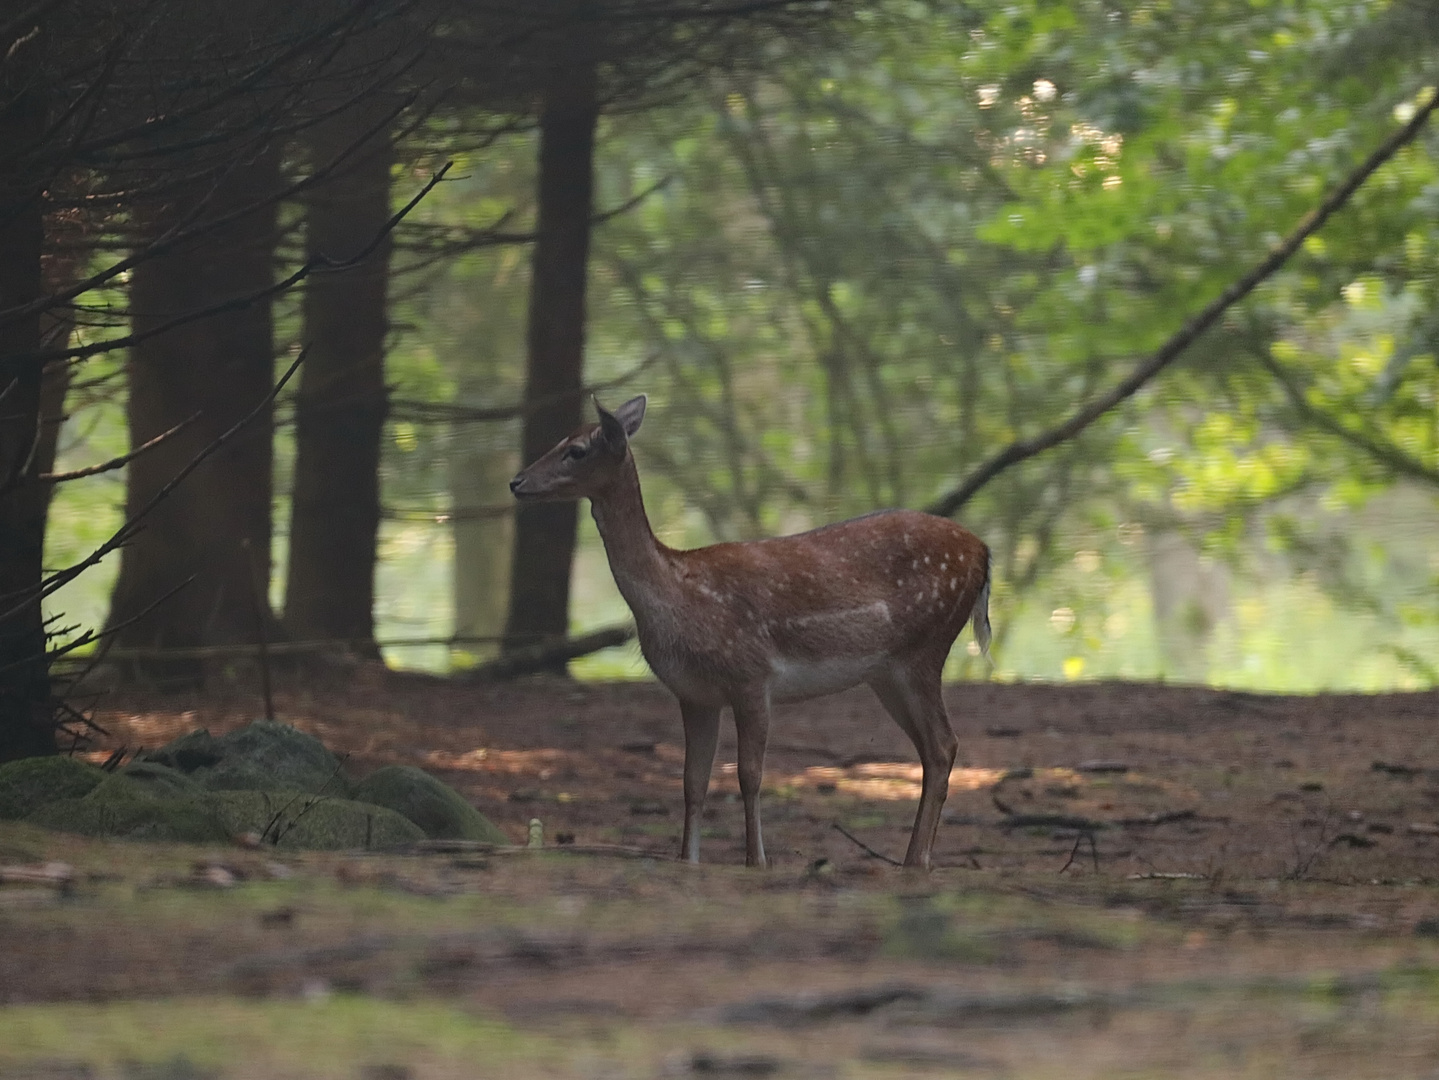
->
614, 394, 647, 437
595, 397, 628, 450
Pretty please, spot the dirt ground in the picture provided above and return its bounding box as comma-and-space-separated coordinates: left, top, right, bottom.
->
76, 671, 1439, 881
4, 671, 1439, 1078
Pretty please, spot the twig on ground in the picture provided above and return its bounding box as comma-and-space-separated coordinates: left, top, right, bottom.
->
1001, 812, 1111, 831
832, 822, 903, 867
1119, 809, 1198, 827
1283, 804, 1337, 881
1058, 830, 1100, 875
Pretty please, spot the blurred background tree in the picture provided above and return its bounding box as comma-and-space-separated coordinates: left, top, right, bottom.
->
0, 0, 433, 756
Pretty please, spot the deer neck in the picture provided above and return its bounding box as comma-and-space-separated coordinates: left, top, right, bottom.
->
589, 454, 675, 613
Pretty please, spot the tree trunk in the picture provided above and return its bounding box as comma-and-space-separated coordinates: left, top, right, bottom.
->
34, 213, 90, 499
503, 60, 599, 660
0, 76, 53, 761
283, 111, 393, 657
451, 385, 518, 669
106, 148, 282, 686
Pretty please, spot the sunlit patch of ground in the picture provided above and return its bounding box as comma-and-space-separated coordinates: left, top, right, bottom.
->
796, 763, 1009, 800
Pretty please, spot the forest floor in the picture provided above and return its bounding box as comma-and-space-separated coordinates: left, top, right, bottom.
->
4, 672, 1439, 1078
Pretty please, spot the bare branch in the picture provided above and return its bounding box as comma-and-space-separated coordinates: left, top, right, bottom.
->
389, 348, 661, 424
924, 87, 1439, 519
0, 350, 306, 630
1256, 347, 1439, 488
2, 90, 425, 334
39, 414, 196, 483
30, 163, 450, 366
31, 575, 195, 671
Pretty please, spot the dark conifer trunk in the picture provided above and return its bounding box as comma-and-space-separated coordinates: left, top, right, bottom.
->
106, 148, 282, 685
0, 75, 53, 760
283, 111, 393, 656
503, 60, 599, 660
35, 215, 89, 500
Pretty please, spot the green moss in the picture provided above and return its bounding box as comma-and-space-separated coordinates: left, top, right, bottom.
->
207, 790, 425, 850
20, 762, 424, 851
111, 762, 206, 798
25, 794, 232, 844
0, 756, 107, 820
351, 765, 508, 843
155, 720, 354, 796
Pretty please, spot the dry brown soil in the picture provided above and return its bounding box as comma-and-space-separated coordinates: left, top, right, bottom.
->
82, 672, 1439, 881
3, 673, 1439, 1078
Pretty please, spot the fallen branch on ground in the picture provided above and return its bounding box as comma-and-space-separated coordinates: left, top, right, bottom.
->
462, 624, 636, 681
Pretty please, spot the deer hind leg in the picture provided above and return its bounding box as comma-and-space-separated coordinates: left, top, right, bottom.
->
868, 660, 958, 870
730, 685, 772, 868
679, 699, 721, 863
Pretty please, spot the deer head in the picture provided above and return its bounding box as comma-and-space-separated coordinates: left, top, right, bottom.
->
508, 394, 647, 502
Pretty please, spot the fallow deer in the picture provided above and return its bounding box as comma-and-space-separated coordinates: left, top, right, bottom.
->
509, 395, 991, 869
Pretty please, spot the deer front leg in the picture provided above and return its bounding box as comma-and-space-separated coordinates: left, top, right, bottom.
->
679, 699, 721, 863
730, 685, 772, 868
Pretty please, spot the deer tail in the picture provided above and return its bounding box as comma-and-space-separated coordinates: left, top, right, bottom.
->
971, 550, 992, 661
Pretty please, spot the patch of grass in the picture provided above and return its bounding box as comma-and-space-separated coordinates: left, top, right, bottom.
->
840, 813, 889, 830
624, 822, 675, 838
0, 997, 539, 1078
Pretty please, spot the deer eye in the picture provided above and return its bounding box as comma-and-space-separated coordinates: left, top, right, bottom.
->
563, 443, 589, 461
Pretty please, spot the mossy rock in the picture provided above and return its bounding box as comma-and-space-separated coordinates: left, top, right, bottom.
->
113, 761, 206, 798
351, 765, 507, 844
26, 792, 232, 844
142, 729, 224, 772
0, 756, 107, 820
150, 720, 352, 797
208, 790, 425, 851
